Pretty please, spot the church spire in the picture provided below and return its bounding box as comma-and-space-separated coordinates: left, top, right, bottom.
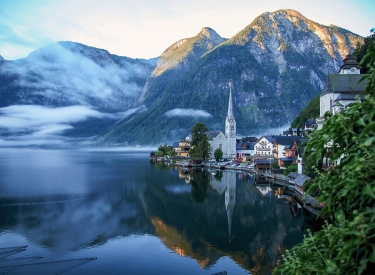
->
227, 85, 234, 120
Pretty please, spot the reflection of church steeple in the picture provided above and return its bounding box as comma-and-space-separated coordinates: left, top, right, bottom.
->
225, 173, 236, 242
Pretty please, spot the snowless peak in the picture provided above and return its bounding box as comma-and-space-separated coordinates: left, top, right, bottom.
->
200, 27, 218, 37
198, 27, 225, 45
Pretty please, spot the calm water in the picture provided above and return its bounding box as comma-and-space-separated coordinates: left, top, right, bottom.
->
0, 149, 314, 275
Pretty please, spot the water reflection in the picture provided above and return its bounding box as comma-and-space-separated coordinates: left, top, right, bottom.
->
0, 150, 318, 275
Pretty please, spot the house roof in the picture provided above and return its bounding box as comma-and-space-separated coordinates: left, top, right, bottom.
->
205, 130, 223, 140
281, 158, 293, 162
254, 159, 274, 165
287, 172, 311, 187
273, 136, 304, 146
236, 141, 254, 150
321, 74, 367, 95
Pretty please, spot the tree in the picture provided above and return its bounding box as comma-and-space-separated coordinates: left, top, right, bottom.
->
189, 122, 210, 160
283, 163, 297, 175
154, 151, 164, 157
190, 171, 210, 203
274, 34, 375, 275
214, 148, 223, 162
354, 30, 375, 73
158, 143, 170, 155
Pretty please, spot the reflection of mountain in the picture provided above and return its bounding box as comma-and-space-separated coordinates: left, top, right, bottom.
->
0, 187, 153, 252
145, 170, 305, 274
150, 217, 223, 267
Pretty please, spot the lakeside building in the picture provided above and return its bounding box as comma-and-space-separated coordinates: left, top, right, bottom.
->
253, 136, 274, 158
317, 54, 366, 130
206, 87, 237, 159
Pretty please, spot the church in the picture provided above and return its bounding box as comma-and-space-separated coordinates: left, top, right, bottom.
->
206, 87, 237, 159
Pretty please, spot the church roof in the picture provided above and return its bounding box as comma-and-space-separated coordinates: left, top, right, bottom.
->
205, 130, 223, 140
321, 74, 367, 95
339, 54, 361, 71
334, 93, 365, 101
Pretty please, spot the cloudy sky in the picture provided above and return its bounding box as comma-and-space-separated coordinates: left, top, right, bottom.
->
1, 0, 374, 60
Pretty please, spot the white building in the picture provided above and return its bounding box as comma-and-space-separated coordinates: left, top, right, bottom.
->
207, 88, 237, 159
317, 54, 366, 129
253, 136, 274, 157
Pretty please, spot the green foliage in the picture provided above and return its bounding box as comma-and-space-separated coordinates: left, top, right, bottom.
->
154, 151, 164, 157
323, 110, 333, 120
354, 32, 375, 73
274, 38, 375, 275
271, 161, 279, 169
283, 163, 297, 175
214, 148, 223, 162
291, 96, 320, 128
158, 143, 170, 155
189, 122, 210, 160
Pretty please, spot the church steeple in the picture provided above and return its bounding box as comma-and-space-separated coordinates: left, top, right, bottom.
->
225, 85, 236, 139
227, 87, 235, 121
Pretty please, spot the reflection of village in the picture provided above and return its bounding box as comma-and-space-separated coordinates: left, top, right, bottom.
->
150, 167, 314, 275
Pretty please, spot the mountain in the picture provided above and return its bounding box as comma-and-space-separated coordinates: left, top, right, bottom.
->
0, 41, 157, 109
101, 9, 363, 145
0, 9, 364, 147
0, 42, 157, 141
0, 55, 4, 61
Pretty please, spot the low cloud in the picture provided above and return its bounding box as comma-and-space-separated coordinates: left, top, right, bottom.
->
0, 105, 141, 147
164, 108, 212, 118
0, 42, 150, 107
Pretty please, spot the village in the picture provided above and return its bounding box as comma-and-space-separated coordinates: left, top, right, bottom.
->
150, 53, 366, 217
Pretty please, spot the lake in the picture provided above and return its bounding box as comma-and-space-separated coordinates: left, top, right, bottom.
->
0, 149, 316, 275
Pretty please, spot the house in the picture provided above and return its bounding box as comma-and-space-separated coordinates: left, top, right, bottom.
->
236, 140, 255, 161
295, 139, 308, 174
253, 136, 274, 158
173, 140, 190, 157
254, 159, 272, 173
304, 119, 316, 132
273, 136, 304, 159
317, 53, 367, 129
287, 128, 303, 136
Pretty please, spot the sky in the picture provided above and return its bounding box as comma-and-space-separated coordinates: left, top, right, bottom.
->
1, 0, 374, 60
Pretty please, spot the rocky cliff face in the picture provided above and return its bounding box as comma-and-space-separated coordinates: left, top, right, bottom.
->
104, 9, 363, 145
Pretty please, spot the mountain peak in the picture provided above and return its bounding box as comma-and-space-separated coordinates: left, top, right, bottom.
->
199, 27, 221, 38
152, 27, 226, 76
0, 55, 4, 61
